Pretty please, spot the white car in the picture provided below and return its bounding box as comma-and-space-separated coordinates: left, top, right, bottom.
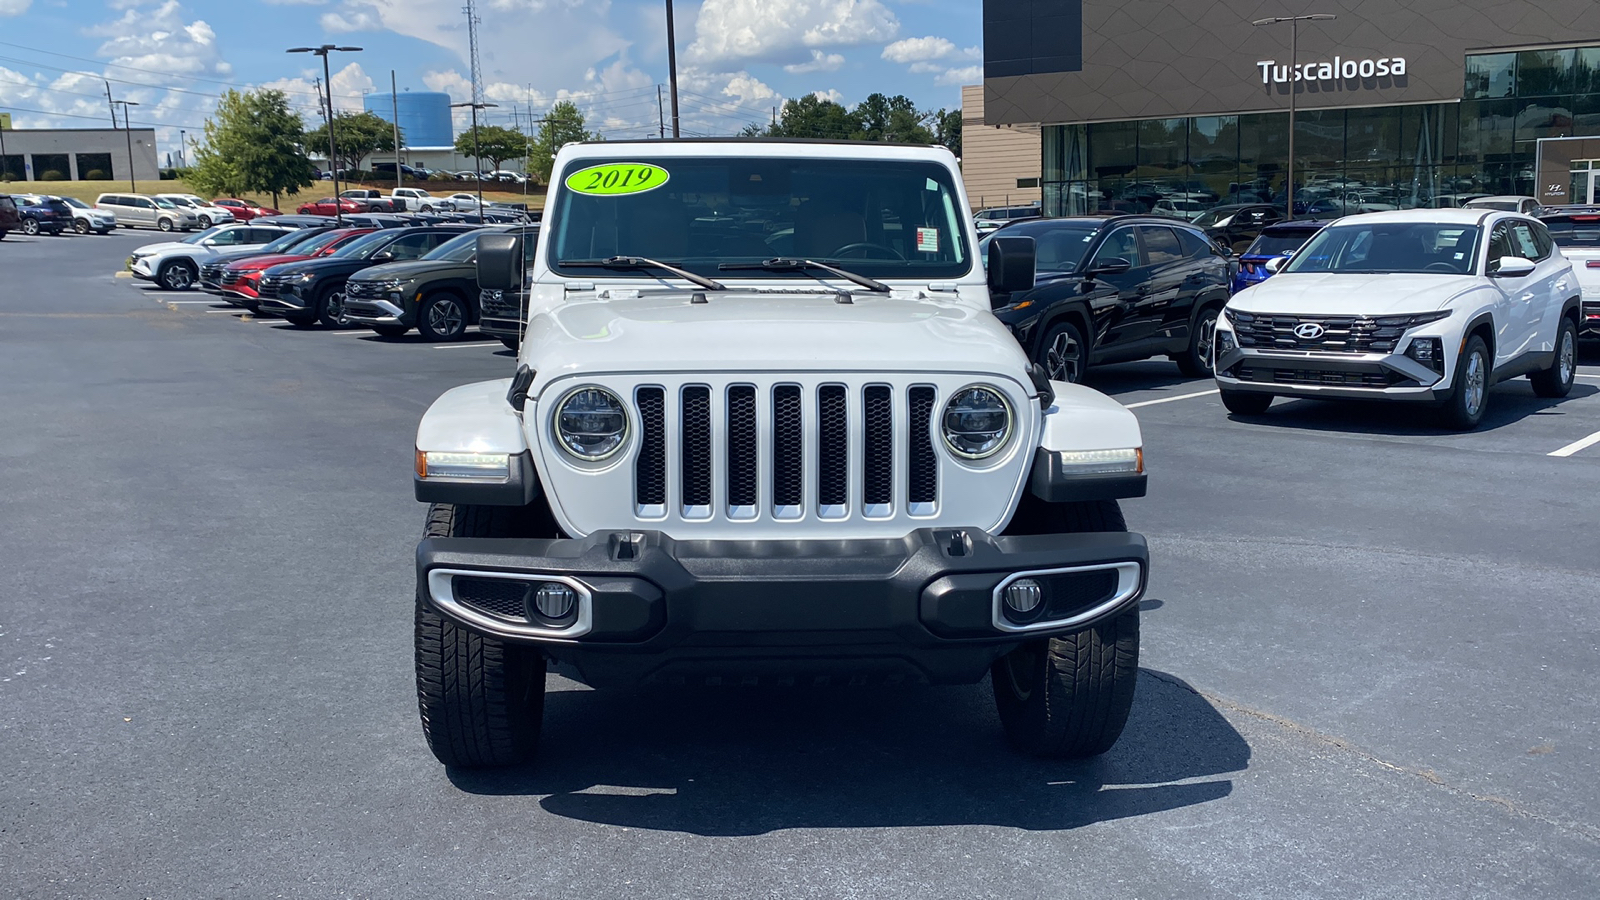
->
155, 193, 236, 227
126, 223, 292, 290
1541, 209, 1600, 337
58, 196, 117, 234
444, 192, 487, 212
408, 140, 1153, 768
1465, 195, 1542, 215
1214, 209, 1581, 429
389, 187, 456, 213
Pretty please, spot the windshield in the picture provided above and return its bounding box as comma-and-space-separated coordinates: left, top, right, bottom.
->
1283, 222, 1481, 275
1469, 199, 1519, 211
296, 230, 355, 255
154, 198, 178, 209
425, 230, 485, 262
163, 197, 199, 208
1244, 232, 1318, 257
547, 156, 971, 280
61, 197, 90, 209
335, 230, 399, 259
1546, 217, 1600, 247
1191, 209, 1234, 227
980, 221, 1099, 273
182, 225, 230, 244
261, 229, 323, 253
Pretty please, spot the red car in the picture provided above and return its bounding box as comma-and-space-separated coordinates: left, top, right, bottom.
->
213, 198, 281, 221
218, 228, 375, 308
296, 197, 364, 216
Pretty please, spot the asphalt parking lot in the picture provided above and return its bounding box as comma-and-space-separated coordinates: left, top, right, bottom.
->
3, 229, 1599, 898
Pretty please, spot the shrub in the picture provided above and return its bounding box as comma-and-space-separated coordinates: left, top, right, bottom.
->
84, 169, 109, 180
39, 170, 66, 181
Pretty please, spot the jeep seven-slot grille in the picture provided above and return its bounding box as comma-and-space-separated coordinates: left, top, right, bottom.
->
630, 382, 938, 521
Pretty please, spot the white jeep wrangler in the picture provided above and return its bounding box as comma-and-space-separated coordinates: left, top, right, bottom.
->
411, 140, 1152, 767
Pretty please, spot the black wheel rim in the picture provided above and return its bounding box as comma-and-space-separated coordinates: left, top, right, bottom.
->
1046, 329, 1082, 382
428, 299, 464, 336
1196, 311, 1218, 373
164, 266, 193, 290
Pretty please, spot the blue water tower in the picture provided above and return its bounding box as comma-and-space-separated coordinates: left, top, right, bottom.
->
364, 90, 453, 148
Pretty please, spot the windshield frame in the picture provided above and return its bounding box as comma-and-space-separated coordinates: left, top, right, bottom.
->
544, 155, 974, 282
1280, 220, 1483, 276
333, 229, 399, 259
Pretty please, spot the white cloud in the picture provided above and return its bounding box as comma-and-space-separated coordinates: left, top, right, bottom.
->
321, 8, 381, 31
881, 35, 955, 64
811, 88, 844, 104
0, 0, 32, 16
263, 0, 326, 5
934, 64, 981, 86
784, 49, 844, 74
689, 0, 899, 65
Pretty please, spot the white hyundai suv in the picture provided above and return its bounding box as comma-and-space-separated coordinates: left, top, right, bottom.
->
1213, 209, 1582, 429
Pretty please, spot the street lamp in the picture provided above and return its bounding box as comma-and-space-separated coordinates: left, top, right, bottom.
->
179, 129, 185, 168
111, 98, 140, 191
287, 44, 363, 224
1251, 14, 1335, 219
665, 0, 680, 138
451, 100, 498, 211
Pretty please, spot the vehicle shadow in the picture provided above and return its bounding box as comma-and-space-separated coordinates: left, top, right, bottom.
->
1082, 360, 1211, 397
447, 668, 1248, 836
1231, 381, 1599, 436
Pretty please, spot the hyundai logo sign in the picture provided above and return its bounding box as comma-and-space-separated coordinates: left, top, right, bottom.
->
1294, 323, 1327, 340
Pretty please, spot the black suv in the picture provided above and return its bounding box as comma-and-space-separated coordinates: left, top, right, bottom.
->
344, 225, 535, 341
16, 194, 72, 236
257, 225, 476, 327
985, 216, 1234, 382
1193, 203, 1287, 254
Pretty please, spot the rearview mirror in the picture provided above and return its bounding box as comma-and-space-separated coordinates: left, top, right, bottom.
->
986, 236, 1036, 299
477, 232, 524, 292
1088, 257, 1132, 275
1491, 256, 1535, 278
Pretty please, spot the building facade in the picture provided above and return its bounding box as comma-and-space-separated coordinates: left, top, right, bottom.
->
959, 85, 1042, 211
0, 128, 159, 182
983, 0, 1600, 216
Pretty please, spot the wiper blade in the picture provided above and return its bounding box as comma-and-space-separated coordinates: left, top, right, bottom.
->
718, 257, 890, 293
561, 256, 726, 291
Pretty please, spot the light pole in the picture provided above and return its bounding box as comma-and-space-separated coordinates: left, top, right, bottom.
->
178, 129, 185, 168
665, 0, 680, 138
452, 100, 498, 211
112, 98, 140, 191
1252, 13, 1335, 219
287, 44, 363, 224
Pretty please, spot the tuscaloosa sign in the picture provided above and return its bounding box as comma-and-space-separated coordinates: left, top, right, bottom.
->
1257, 55, 1408, 84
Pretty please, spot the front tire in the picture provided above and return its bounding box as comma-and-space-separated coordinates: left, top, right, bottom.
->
372, 324, 409, 338
497, 336, 519, 350
1442, 334, 1491, 430
21, 217, 39, 236
158, 217, 174, 232
158, 259, 197, 291
1036, 319, 1089, 384
74, 219, 89, 235
415, 503, 546, 768
1530, 317, 1577, 399
198, 215, 213, 228
992, 498, 1140, 759
1176, 304, 1220, 377
315, 284, 348, 328
418, 293, 469, 341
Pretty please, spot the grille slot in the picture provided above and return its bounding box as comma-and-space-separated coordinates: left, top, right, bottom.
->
863, 386, 893, 512
452, 576, 528, 621
727, 386, 758, 513
681, 386, 712, 515
635, 387, 666, 512
1235, 366, 1405, 388
773, 385, 804, 515
907, 386, 938, 509
818, 386, 848, 513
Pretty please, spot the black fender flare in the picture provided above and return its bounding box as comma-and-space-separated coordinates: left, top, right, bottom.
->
1031, 300, 1096, 359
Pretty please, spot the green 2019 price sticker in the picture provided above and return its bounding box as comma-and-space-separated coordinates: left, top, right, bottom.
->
564, 163, 670, 196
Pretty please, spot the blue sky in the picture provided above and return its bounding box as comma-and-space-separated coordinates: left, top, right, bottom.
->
0, 0, 981, 156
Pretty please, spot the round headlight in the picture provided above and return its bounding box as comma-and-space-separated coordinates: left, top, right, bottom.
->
554, 386, 628, 461
942, 385, 1013, 459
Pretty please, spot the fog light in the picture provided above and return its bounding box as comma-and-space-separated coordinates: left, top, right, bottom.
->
1216, 329, 1237, 355
1405, 337, 1445, 374
1004, 578, 1043, 615
531, 582, 576, 620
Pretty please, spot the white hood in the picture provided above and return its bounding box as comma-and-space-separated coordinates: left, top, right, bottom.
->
1231, 272, 1479, 315
132, 240, 195, 256
523, 291, 1029, 394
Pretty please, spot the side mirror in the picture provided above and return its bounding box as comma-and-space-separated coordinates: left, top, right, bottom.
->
477, 232, 525, 292
201, 239, 216, 246
1088, 257, 1133, 275
372, 251, 394, 262
986, 236, 1036, 299
1491, 256, 1536, 278
1265, 255, 1290, 274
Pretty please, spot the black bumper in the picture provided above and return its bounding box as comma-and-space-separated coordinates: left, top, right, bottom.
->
418, 527, 1148, 687
477, 316, 519, 340
1583, 299, 1600, 336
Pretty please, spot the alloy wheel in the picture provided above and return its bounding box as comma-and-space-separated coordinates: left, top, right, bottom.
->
163, 264, 194, 290
1196, 310, 1218, 373
74, 219, 89, 234
1047, 330, 1082, 382
428, 298, 465, 337
22, 218, 38, 235
1560, 329, 1575, 385
1463, 350, 1486, 418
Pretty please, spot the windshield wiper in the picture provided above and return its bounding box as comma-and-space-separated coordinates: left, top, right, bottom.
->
561, 256, 726, 291
718, 257, 890, 293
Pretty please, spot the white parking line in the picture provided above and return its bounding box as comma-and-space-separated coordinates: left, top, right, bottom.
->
165, 299, 219, 305
204, 309, 240, 314
1549, 430, 1600, 458
1123, 388, 1220, 409
329, 330, 369, 335
432, 341, 498, 350
1577, 373, 1600, 380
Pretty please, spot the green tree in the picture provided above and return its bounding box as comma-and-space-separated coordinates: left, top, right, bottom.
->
851, 93, 933, 143
933, 108, 962, 158
528, 100, 596, 181
305, 110, 399, 177
769, 95, 857, 139
454, 124, 527, 173
188, 88, 316, 208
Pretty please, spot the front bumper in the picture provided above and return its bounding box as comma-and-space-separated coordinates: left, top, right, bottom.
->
259, 283, 310, 312
419, 527, 1148, 687
477, 316, 520, 340
1214, 322, 1451, 401
343, 296, 408, 325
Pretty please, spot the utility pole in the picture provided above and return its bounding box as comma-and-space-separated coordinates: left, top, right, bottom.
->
111, 98, 139, 191
665, 0, 680, 138
390, 69, 403, 192
104, 80, 116, 128
452, 101, 497, 210
657, 85, 665, 139
288, 44, 363, 225
178, 129, 186, 168
1252, 13, 1335, 219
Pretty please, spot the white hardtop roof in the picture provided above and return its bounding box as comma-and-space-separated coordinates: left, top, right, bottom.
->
556, 139, 958, 165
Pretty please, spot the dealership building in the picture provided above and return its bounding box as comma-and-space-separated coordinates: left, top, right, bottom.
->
981, 0, 1600, 215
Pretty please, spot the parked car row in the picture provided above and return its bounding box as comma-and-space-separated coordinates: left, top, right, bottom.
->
0, 193, 119, 238
130, 216, 541, 344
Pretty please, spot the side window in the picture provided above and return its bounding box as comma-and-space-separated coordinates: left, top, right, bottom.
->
1174, 228, 1214, 259
209, 230, 240, 245
1531, 221, 1554, 258
1139, 226, 1184, 265
1486, 224, 1514, 267
384, 233, 432, 260
522, 231, 540, 267
1509, 222, 1543, 261
1092, 227, 1143, 268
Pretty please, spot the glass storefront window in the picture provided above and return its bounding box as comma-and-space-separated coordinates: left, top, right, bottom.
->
1576, 49, 1600, 95
1458, 99, 1517, 163
1516, 49, 1575, 97
1466, 53, 1516, 100
1514, 96, 1574, 152
1087, 120, 1135, 180
1346, 106, 1402, 166
1136, 118, 1188, 176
